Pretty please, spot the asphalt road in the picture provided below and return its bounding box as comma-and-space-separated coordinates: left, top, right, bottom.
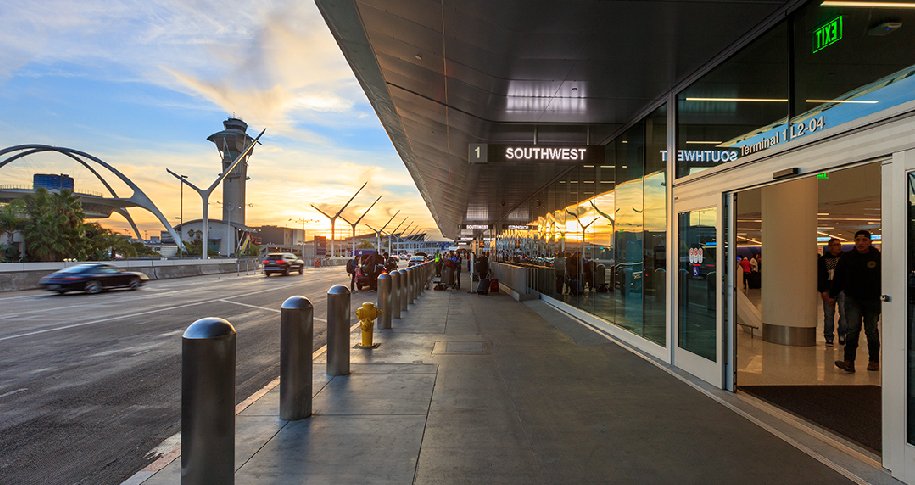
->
0, 266, 374, 485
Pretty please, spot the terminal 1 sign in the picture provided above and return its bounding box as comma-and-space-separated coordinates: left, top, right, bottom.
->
469, 143, 604, 164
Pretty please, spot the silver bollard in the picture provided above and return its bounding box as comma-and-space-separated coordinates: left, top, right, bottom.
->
398, 269, 409, 312
182, 318, 236, 485
326, 285, 351, 376
391, 270, 402, 319
408, 268, 416, 305
280, 296, 314, 420
377, 273, 393, 329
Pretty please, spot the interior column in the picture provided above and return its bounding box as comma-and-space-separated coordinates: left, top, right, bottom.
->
761, 176, 818, 346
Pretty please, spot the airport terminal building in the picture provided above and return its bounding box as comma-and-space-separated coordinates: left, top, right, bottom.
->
318, 0, 915, 479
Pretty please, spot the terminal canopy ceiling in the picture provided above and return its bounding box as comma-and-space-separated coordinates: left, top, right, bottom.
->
317, 0, 792, 238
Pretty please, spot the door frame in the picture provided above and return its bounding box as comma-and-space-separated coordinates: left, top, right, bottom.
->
673, 191, 725, 388
882, 148, 915, 480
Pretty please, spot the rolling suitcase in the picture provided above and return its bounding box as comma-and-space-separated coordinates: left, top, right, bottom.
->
476, 277, 490, 295
489, 278, 499, 293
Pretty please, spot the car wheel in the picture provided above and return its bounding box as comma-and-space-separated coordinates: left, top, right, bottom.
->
85, 280, 102, 294
298, 265, 304, 275
56, 290, 67, 295
129, 278, 141, 290
283, 268, 289, 276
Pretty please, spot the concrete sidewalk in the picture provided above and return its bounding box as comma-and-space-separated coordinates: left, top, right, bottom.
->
141, 277, 882, 484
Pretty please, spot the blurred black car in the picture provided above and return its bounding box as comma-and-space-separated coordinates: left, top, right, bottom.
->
39, 263, 149, 294
263, 252, 304, 276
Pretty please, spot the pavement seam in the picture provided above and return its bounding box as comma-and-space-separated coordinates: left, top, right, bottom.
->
544, 300, 873, 485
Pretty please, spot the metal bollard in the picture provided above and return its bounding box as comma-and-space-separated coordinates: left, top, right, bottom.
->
377, 273, 393, 329
182, 318, 236, 485
326, 285, 351, 376
398, 269, 409, 312
407, 268, 416, 305
391, 270, 402, 320
280, 296, 314, 420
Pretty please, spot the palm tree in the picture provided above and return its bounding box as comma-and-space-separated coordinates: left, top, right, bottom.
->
22, 189, 87, 262
0, 201, 25, 262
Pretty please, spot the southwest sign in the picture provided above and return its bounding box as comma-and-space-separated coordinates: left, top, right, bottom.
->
469, 144, 605, 164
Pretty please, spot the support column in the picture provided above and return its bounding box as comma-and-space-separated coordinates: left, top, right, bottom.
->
761, 177, 817, 346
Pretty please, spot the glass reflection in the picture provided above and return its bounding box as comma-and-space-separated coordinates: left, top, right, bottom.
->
678, 208, 718, 362
500, 104, 667, 348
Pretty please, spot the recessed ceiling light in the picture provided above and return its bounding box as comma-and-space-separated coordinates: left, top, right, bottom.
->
686, 97, 788, 102
685, 140, 723, 145
806, 99, 879, 104
821, 1, 915, 8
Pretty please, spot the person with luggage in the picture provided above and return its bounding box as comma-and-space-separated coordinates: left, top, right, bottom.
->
475, 252, 490, 295
454, 251, 463, 289
347, 255, 360, 292
832, 230, 881, 373
817, 238, 846, 346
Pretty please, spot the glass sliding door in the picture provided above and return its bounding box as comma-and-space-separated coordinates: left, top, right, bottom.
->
881, 149, 914, 479
678, 208, 718, 361
675, 195, 723, 386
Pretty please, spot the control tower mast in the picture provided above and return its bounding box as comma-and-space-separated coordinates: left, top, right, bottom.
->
207, 117, 254, 225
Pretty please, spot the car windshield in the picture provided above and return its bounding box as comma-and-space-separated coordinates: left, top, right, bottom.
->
59, 264, 97, 274
266, 254, 285, 259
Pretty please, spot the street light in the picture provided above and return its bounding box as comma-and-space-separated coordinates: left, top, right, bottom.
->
339, 195, 381, 257
289, 217, 319, 259
310, 182, 367, 258
177, 173, 188, 227
166, 128, 265, 259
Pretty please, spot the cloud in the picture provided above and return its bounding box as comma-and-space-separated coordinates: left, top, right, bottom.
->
0, 1, 445, 241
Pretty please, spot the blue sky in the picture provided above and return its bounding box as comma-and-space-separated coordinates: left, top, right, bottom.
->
0, 0, 439, 239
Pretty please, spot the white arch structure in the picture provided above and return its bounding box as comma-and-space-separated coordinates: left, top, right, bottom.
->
0, 145, 187, 252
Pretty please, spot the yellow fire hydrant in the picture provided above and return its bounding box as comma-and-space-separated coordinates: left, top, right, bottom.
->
356, 302, 380, 348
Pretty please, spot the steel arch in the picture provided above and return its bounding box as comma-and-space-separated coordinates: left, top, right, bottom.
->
0, 145, 186, 251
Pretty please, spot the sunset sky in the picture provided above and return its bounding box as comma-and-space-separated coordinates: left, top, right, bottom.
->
0, 1, 440, 240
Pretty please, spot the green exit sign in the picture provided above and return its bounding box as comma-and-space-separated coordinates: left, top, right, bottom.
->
813, 16, 843, 54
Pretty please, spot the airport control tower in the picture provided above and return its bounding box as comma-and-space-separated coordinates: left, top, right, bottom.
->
207, 117, 254, 226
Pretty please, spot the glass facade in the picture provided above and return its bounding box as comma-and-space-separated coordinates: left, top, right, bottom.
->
505, 105, 667, 347
494, 0, 914, 360
676, 2, 915, 178
908, 172, 915, 445
678, 208, 718, 362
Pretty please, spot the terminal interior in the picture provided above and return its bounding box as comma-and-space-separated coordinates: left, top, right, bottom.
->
734, 163, 883, 454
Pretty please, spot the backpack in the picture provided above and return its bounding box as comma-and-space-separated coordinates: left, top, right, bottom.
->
346, 259, 356, 274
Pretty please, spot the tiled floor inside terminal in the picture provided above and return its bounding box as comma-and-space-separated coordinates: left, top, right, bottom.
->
737, 287, 881, 387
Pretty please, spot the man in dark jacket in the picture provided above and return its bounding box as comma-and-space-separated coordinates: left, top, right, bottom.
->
817, 238, 846, 346
475, 252, 490, 294
831, 230, 881, 373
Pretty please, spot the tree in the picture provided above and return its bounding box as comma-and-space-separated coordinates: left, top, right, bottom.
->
0, 201, 25, 262
21, 189, 87, 262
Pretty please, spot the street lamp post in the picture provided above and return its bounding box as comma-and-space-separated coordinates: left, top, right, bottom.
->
179, 174, 188, 227
310, 182, 367, 259
289, 217, 319, 259
166, 128, 265, 260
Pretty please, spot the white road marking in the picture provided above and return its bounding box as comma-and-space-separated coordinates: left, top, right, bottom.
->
0, 388, 27, 399
217, 299, 280, 313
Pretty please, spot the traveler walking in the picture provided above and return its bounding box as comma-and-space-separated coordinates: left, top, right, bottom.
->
347, 255, 360, 292
817, 238, 846, 346
454, 252, 462, 289
475, 252, 490, 295
832, 230, 881, 373
739, 257, 751, 290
